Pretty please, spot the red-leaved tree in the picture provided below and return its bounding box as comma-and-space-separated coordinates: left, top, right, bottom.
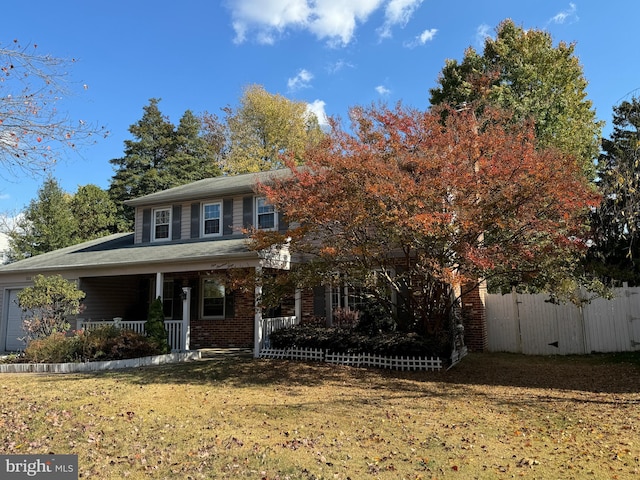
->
252, 103, 599, 337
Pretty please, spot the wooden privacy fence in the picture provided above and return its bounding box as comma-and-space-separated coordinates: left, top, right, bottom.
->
486, 286, 640, 355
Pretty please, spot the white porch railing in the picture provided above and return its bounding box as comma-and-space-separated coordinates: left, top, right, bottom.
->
76, 319, 185, 352
260, 316, 299, 351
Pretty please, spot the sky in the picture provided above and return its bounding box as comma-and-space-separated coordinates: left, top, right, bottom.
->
1, 0, 639, 214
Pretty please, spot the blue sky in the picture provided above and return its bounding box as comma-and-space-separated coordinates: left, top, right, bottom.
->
1, 1, 639, 213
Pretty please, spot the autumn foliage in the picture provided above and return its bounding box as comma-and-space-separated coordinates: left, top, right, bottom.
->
253, 103, 598, 335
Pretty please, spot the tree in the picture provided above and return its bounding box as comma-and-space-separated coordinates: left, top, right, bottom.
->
70, 184, 123, 240
109, 99, 221, 226
251, 103, 599, 337
8, 176, 77, 260
222, 84, 324, 174
17, 274, 85, 343
145, 297, 169, 354
429, 19, 602, 176
589, 97, 640, 284
0, 40, 107, 179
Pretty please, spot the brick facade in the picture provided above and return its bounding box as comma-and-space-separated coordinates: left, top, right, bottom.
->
460, 282, 488, 352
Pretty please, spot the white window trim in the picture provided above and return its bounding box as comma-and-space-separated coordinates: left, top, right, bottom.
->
200, 277, 225, 319
152, 206, 172, 242
201, 201, 223, 237
255, 197, 278, 231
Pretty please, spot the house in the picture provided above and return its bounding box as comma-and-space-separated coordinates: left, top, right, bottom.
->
0, 170, 309, 355
0, 169, 488, 355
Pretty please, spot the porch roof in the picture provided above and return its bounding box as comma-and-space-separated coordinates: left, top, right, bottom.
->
0, 233, 257, 274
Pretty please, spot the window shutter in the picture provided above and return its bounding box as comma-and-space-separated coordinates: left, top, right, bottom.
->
223, 198, 234, 235
172, 205, 182, 240
190, 203, 200, 238
225, 291, 235, 318
278, 210, 289, 232
242, 196, 254, 230
313, 286, 326, 317
142, 208, 151, 243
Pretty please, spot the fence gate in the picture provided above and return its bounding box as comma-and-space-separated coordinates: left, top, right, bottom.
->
486, 286, 640, 354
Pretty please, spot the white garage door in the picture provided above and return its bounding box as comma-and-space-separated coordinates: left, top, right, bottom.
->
4, 289, 25, 351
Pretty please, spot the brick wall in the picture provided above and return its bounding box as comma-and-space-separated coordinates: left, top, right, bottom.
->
190, 287, 255, 348
461, 282, 488, 352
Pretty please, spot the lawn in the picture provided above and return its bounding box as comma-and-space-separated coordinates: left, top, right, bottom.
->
0, 351, 639, 479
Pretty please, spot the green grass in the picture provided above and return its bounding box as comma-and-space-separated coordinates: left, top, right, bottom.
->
0, 352, 639, 479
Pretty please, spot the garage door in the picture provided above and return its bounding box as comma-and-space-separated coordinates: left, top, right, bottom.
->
4, 289, 25, 351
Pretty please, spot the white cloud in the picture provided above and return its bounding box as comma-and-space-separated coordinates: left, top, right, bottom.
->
326, 59, 355, 74
378, 0, 424, 39
288, 68, 314, 91
227, 0, 422, 46
475, 23, 492, 47
375, 85, 391, 95
549, 3, 578, 24
306, 99, 329, 129
404, 27, 437, 47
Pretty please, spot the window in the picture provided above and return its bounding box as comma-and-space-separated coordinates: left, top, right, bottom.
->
163, 280, 174, 319
153, 207, 171, 241
202, 202, 222, 236
201, 277, 225, 318
256, 197, 276, 230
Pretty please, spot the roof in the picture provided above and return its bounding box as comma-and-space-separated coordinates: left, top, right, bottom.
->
0, 233, 256, 275
125, 168, 293, 207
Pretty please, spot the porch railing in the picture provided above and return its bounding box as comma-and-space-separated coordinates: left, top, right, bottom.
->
260, 316, 299, 351
76, 319, 185, 352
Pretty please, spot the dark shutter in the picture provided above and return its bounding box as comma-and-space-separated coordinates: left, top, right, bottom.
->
278, 210, 289, 232
313, 286, 326, 317
142, 208, 151, 243
172, 205, 182, 240
242, 196, 254, 230
225, 291, 235, 319
190, 203, 200, 238
223, 198, 234, 235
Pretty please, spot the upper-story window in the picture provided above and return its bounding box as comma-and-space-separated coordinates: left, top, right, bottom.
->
202, 202, 222, 236
153, 207, 171, 241
256, 197, 277, 230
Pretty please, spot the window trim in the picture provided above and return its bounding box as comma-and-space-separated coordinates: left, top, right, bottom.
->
255, 197, 277, 231
152, 206, 172, 242
201, 201, 223, 237
200, 277, 225, 319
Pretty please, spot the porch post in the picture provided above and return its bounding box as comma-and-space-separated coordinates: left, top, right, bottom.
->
253, 265, 263, 358
181, 287, 191, 351
155, 272, 164, 300
295, 288, 302, 324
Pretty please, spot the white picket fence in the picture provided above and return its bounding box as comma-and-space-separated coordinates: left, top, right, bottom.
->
76, 319, 185, 352
259, 347, 447, 371
486, 286, 640, 355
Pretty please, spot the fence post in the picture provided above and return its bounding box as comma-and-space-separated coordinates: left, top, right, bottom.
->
181, 287, 191, 351
254, 265, 263, 358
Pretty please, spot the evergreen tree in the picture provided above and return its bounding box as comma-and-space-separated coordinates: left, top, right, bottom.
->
71, 184, 123, 240
109, 99, 221, 227
590, 97, 640, 284
8, 177, 78, 259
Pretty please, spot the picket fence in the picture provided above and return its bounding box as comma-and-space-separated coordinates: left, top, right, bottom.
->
485, 285, 640, 355
76, 319, 185, 352
259, 347, 456, 371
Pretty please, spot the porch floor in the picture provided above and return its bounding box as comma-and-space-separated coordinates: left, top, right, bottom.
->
197, 348, 253, 359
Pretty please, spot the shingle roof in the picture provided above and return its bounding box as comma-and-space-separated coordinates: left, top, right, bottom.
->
125, 168, 293, 207
0, 233, 255, 274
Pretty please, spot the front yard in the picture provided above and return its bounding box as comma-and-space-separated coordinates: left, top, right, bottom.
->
0, 352, 639, 479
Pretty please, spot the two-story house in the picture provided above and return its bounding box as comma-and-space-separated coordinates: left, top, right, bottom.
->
0, 169, 309, 354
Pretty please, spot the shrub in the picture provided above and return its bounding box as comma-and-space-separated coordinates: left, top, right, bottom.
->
269, 324, 450, 357
145, 297, 170, 354
22, 326, 163, 363
18, 274, 85, 344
